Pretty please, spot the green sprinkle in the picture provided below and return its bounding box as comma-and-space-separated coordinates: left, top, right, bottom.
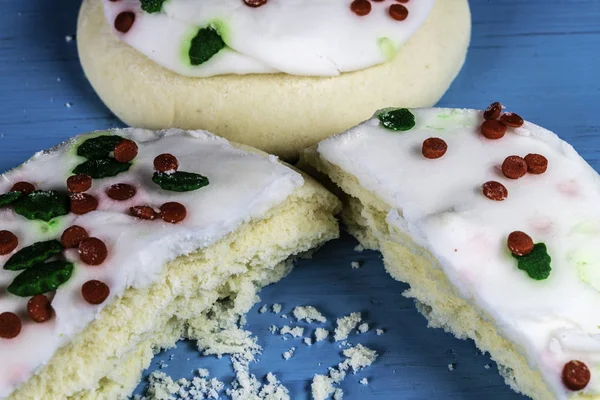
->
73, 158, 132, 179
140, 0, 167, 13
0, 191, 21, 207
7, 261, 74, 297
513, 243, 552, 280
3, 240, 63, 271
77, 135, 125, 160
377, 37, 397, 61
152, 171, 209, 192
189, 27, 226, 66
377, 108, 416, 131
14, 191, 69, 222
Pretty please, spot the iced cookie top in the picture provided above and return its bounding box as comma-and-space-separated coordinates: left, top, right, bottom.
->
102, 0, 435, 77
0, 128, 303, 398
317, 106, 600, 398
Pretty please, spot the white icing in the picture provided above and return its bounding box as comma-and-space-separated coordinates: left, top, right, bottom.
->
0, 128, 303, 398
317, 108, 600, 398
102, 0, 435, 77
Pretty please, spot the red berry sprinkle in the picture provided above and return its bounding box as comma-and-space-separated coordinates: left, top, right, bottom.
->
243, 0, 267, 7
562, 360, 591, 391
61, 225, 89, 249
500, 112, 524, 128
502, 156, 528, 179
106, 183, 137, 201
389, 4, 409, 21
81, 280, 110, 305
483, 102, 503, 120
482, 181, 508, 201
130, 206, 157, 220
350, 0, 371, 16
79, 237, 108, 266
115, 11, 135, 33
27, 295, 53, 323
159, 202, 187, 224
154, 154, 179, 173
9, 182, 35, 195
67, 174, 92, 193
113, 139, 138, 163
507, 231, 534, 256
524, 153, 548, 174
480, 120, 507, 140
70, 193, 98, 215
0, 230, 18, 255
0, 312, 22, 339
422, 138, 448, 159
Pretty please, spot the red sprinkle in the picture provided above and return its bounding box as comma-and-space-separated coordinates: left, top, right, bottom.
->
562, 360, 591, 391
480, 120, 507, 140
524, 153, 548, 174
500, 112, 524, 128
388, 4, 409, 21
482, 181, 508, 201
507, 231, 534, 256
78, 237, 108, 266
422, 138, 448, 159
154, 154, 179, 173
0, 230, 18, 256
0, 312, 21, 339
9, 182, 35, 195
115, 11, 135, 33
81, 280, 110, 305
159, 202, 187, 224
27, 295, 53, 323
70, 193, 98, 215
106, 183, 137, 201
483, 102, 503, 120
130, 206, 157, 220
113, 139, 138, 163
61, 226, 89, 249
502, 156, 527, 179
67, 174, 92, 193
350, 0, 371, 16
243, 0, 267, 7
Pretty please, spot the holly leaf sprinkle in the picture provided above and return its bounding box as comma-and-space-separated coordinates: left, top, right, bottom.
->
377, 108, 416, 131
189, 27, 226, 66
0, 191, 21, 207
152, 171, 209, 192
77, 135, 125, 160
14, 191, 69, 222
140, 0, 167, 13
7, 261, 74, 297
513, 243, 552, 280
73, 158, 132, 179
3, 240, 63, 271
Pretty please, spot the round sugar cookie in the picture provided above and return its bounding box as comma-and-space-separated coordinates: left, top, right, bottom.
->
77, 0, 471, 160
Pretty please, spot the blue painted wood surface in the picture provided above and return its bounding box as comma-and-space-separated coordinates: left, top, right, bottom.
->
0, 0, 599, 398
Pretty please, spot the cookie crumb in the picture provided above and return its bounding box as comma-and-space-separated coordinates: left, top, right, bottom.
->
357, 323, 369, 334
334, 312, 362, 341
315, 328, 329, 342
293, 306, 327, 323
282, 347, 296, 360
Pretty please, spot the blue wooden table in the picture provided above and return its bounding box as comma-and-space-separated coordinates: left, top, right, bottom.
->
1, 1, 599, 398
